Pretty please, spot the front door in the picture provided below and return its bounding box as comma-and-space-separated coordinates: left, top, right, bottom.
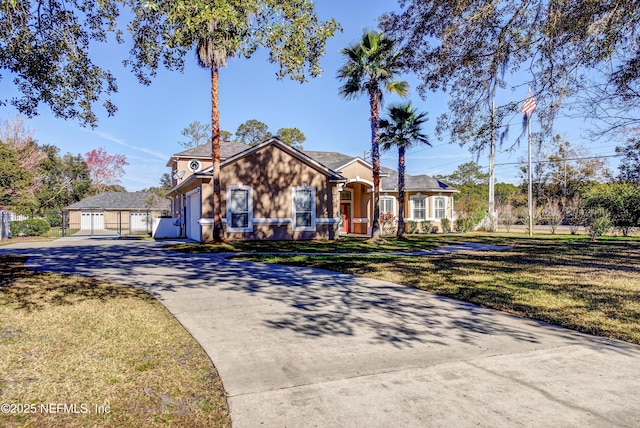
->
340, 203, 351, 233
186, 191, 201, 241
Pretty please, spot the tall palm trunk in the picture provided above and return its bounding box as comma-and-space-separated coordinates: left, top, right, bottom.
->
369, 87, 382, 239
211, 66, 224, 242
397, 145, 406, 239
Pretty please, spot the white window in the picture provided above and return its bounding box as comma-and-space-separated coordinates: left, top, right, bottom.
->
292, 185, 316, 231
434, 197, 446, 219
226, 183, 253, 232
340, 189, 352, 201
411, 196, 427, 220
380, 196, 395, 215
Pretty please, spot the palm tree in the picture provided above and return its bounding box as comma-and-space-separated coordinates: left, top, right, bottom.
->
379, 103, 430, 239
196, 19, 245, 242
337, 30, 408, 239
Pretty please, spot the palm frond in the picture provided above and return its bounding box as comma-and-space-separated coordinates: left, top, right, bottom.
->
387, 80, 410, 97
337, 30, 407, 102
379, 103, 431, 151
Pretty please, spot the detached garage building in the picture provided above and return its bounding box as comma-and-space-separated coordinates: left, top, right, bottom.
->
65, 192, 170, 236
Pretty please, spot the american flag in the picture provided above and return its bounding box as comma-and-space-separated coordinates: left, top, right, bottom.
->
521, 89, 537, 116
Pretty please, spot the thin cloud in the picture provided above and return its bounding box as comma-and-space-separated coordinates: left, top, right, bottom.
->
92, 130, 168, 161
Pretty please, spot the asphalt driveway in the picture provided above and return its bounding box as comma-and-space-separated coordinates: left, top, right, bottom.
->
2, 237, 639, 427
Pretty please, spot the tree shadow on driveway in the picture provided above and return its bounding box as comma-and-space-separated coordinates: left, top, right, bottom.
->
2, 238, 637, 358
1, 238, 593, 352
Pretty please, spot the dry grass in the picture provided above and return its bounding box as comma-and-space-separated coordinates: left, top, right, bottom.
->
165, 235, 439, 254
0, 255, 230, 427
239, 236, 640, 344
0, 237, 56, 247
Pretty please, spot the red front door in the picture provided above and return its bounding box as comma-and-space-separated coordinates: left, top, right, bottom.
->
340, 203, 350, 233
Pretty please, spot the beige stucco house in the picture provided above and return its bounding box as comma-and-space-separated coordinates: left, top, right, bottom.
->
166, 138, 457, 241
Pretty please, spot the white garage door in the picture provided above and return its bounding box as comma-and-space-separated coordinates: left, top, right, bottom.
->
130, 212, 150, 232
81, 212, 104, 230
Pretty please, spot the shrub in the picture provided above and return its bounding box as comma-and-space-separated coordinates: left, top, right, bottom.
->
585, 207, 612, 242
440, 217, 452, 233
407, 220, 419, 234
500, 211, 517, 232
419, 220, 432, 234
44, 211, 62, 228
455, 217, 475, 233
380, 212, 397, 235
584, 183, 640, 237
563, 194, 584, 234
543, 199, 564, 235
10, 218, 51, 236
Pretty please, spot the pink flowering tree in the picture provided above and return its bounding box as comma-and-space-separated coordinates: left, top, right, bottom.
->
84, 147, 128, 194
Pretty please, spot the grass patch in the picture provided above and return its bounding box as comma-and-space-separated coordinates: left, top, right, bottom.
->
165, 235, 439, 254
238, 235, 640, 345
119, 235, 153, 240
0, 236, 56, 247
0, 255, 230, 427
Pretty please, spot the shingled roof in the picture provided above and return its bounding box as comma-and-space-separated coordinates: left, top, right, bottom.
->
380, 167, 457, 192
301, 151, 361, 171
174, 141, 249, 159
170, 141, 457, 193
65, 192, 171, 210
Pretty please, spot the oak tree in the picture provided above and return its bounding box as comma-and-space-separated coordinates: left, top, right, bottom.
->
1, 0, 120, 127
616, 138, 640, 184
381, 0, 640, 146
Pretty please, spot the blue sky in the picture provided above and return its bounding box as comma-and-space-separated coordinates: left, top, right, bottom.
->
0, 0, 624, 191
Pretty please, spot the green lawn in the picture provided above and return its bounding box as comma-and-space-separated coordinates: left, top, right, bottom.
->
165, 235, 440, 254
0, 255, 230, 427
230, 233, 640, 345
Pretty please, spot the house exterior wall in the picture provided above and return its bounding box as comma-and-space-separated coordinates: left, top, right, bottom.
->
169, 178, 207, 241
336, 162, 377, 235
338, 162, 373, 183
169, 156, 211, 223
199, 177, 214, 242
104, 210, 122, 229
219, 145, 339, 241
401, 191, 456, 232
351, 182, 371, 235
171, 157, 213, 188
67, 210, 81, 228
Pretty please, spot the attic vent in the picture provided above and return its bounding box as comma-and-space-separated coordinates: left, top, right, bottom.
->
188, 159, 202, 172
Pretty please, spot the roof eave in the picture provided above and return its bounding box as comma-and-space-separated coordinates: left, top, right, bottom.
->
334, 157, 373, 171
222, 138, 348, 181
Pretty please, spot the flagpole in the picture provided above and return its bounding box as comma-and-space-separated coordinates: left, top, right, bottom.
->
489, 101, 496, 232
527, 112, 533, 237
520, 86, 536, 238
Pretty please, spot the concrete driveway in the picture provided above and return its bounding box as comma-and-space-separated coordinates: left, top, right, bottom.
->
2, 237, 639, 427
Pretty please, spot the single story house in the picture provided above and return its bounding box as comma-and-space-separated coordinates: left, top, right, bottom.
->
65, 191, 170, 235
166, 138, 457, 242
